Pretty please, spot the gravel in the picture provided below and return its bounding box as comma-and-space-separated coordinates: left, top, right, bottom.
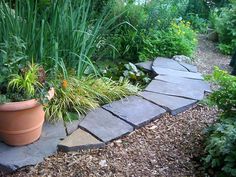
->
1, 36, 231, 177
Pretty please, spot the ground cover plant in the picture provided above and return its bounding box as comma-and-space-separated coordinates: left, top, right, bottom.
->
46, 76, 139, 122
204, 67, 236, 176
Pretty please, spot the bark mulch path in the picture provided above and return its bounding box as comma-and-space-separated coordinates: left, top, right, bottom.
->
193, 35, 231, 74
1, 36, 231, 177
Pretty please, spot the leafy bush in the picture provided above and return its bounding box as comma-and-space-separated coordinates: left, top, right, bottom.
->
204, 118, 236, 177
99, 0, 192, 62
97, 0, 147, 62
218, 43, 234, 55
213, 1, 236, 55
185, 13, 209, 33
145, 0, 189, 30
46, 76, 139, 122
139, 21, 197, 61
205, 67, 236, 117
186, 0, 210, 18
203, 67, 236, 176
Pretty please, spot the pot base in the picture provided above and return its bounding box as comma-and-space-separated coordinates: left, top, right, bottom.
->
0, 123, 43, 146
0, 104, 45, 146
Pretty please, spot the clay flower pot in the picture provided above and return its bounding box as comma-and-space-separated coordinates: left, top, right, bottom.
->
0, 88, 54, 146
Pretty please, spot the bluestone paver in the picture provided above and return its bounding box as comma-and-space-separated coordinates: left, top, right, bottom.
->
136, 61, 153, 71
152, 67, 203, 80
58, 129, 104, 152
153, 57, 188, 71
79, 108, 133, 142
178, 62, 198, 73
155, 75, 211, 93
145, 80, 205, 100
139, 91, 197, 115
103, 96, 166, 128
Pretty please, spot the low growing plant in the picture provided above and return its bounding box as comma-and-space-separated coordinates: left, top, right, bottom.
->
0, 63, 51, 104
204, 118, 236, 177
203, 67, 236, 176
46, 76, 139, 122
99, 61, 151, 86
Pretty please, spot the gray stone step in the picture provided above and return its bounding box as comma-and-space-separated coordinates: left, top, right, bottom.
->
103, 96, 166, 128
153, 57, 188, 71
79, 108, 133, 143
58, 129, 104, 152
152, 67, 203, 80
178, 62, 198, 73
155, 75, 211, 93
0, 121, 66, 172
145, 80, 205, 100
65, 120, 80, 135
135, 61, 153, 72
139, 91, 197, 115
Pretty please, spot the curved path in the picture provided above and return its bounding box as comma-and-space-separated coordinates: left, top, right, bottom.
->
58, 57, 210, 151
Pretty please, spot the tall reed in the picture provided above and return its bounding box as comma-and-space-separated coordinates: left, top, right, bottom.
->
0, 0, 117, 77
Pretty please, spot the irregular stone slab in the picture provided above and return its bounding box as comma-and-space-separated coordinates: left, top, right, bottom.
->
0, 121, 66, 173
153, 57, 188, 71
58, 129, 104, 152
79, 108, 133, 142
65, 115, 84, 135
152, 67, 203, 80
145, 80, 205, 100
155, 75, 211, 93
135, 61, 153, 71
139, 91, 197, 115
65, 120, 79, 135
103, 96, 166, 128
178, 62, 198, 73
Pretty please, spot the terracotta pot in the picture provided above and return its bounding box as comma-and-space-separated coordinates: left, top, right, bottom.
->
0, 88, 54, 146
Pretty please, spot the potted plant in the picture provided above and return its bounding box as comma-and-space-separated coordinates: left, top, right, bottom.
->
0, 63, 54, 146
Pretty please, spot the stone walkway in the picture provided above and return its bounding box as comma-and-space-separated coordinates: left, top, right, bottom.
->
0, 57, 211, 173
59, 57, 210, 151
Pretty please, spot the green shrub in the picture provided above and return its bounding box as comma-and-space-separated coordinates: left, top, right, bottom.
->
139, 21, 197, 61
203, 67, 236, 176
185, 13, 209, 33
213, 1, 236, 55
185, 0, 210, 18
205, 67, 236, 117
97, 1, 147, 62
145, 0, 189, 30
218, 43, 234, 55
204, 118, 236, 177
